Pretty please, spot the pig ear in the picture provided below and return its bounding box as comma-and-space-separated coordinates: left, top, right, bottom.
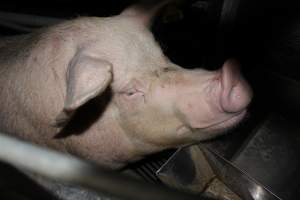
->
121, 0, 172, 27
54, 54, 112, 127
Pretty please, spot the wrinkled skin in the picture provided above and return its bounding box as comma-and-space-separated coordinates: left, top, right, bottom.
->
0, 4, 252, 169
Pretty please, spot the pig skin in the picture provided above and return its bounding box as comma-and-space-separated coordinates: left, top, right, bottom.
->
0, 9, 252, 169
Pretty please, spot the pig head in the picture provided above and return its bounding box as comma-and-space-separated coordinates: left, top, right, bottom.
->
0, 2, 252, 169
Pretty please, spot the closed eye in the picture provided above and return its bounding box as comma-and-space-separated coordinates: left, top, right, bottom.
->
126, 91, 136, 96
163, 67, 170, 72
163, 67, 177, 73
121, 88, 144, 99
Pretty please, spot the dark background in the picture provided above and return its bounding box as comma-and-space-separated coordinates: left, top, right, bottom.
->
1, 0, 300, 120
1, 1, 300, 199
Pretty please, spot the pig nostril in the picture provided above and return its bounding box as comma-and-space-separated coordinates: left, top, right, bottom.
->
221, 82, 252, 113
228, 87, 243, 111
219, 59, 253, 113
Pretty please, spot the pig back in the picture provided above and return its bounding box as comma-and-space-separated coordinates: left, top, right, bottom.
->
0, 30, 70, 147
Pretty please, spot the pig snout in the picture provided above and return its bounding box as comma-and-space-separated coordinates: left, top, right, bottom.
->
175, 60, 252, 134
220, 59, 253, 113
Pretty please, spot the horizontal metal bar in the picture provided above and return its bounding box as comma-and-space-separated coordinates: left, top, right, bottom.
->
0, 19, 35, 32
0, 11, 63, 26
0, 133, 209, 200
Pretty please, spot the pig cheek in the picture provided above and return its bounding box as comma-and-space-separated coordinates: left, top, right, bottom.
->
116, 92, 145, 114
175, 81, 223, 129
115, 93, 182, 146
176, 97, 214, 128
115, 96, 155, 146
114, 93, 147, 133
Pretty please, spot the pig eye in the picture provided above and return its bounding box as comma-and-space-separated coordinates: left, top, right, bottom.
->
118, 79, 146, 101
162, 67, 176, 73
126, 91, 136, 96
123, 89, 145, 102
122, 88, 144, 99
163, 67, 170, 72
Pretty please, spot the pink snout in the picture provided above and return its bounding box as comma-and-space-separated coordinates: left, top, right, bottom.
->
176, 59, 252, 132
220, 59, 253, 113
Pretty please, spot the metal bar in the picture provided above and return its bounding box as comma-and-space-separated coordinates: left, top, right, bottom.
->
0, 11, 63, 27
201, 146, 282, 200
0, 19, 35, 32
0, 133, 208, 200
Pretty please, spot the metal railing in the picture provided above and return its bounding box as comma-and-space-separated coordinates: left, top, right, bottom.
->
0, 132, 212, 200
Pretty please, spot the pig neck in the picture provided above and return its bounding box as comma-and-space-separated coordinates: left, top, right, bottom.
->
59, 102, 148, 169
61, 95, 173, 169
0, 34, 61, 147
0, 51, 138, 169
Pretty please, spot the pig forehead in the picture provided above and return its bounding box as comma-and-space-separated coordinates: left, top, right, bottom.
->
111, 62, 163, 90
101, 17, 166, 62
93, 17, 169, 86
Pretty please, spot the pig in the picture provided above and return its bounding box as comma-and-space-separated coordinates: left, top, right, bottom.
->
0, 2, 252, 169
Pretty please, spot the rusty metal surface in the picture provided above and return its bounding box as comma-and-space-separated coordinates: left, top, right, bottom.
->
156, 146, 215, 193
156, 145, 244, 200
204, 178, 242, 200
202, 147, 281, 200
156, 142, 283, 200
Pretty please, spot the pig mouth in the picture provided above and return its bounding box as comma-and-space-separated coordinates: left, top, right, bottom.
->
199, 109, 247, 134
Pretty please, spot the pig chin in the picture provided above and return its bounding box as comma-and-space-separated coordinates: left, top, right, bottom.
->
195, 110, 247, 136
181, 108, 248, 139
